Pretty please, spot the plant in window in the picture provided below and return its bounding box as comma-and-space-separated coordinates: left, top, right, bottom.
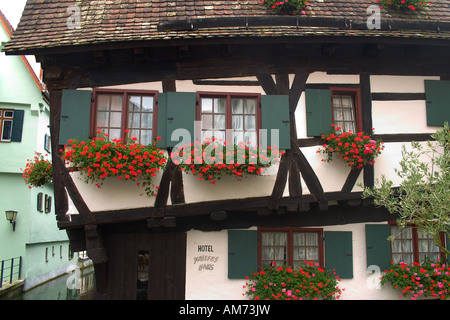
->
22, 153, 53, 188
260, 0, 308, 14
170, 138, 281, 183
318, 124, 384, 169
380, 259, 450, 300
376, 0, 431, 11
244, 261, 342, 300
62, 129, 167, 196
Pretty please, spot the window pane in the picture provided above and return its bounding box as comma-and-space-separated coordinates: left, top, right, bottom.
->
129, 96, 142, 111
97, 94, 111, 111
128, 112, 140, 128
293, 232, 319, 267
110, 95, 123, 111
390, 226, 414, 263
214, 115, 226, 130
202, 98, 213, 113
4, 111, 13, 118
110, 112, 122, 127
261, 232, 287, 266
97, 112, 109, 128
332, 93, 356, 133
142, 96, 154, 112
232, 99, 243, 114
109, 128, 122, 141
202, 114, 213, 130
141, 113, 153, 129
214, 98, 226, 113
232, 115, 243, 130
244, 99, 256, 114
2, 120, 13, 140
140, 130, 153, 146
245, 115, 255, 130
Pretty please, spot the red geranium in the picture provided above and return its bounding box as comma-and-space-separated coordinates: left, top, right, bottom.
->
318, 124, 384, 169
62, 129, 166, 196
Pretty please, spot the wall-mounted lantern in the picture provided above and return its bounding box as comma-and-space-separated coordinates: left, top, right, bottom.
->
5, 210, 18, 231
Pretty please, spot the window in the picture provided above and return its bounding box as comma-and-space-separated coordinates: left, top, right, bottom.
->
330, 88, 361, 133
0, 109, 14, 142
93, 89, 157, 145
44, 133, 51, 153
198, 93, 260, 145
258, 228, 323, 269
390, 224, 443, 264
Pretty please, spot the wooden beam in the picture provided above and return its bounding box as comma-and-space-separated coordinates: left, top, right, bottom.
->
49, 90, 69, 221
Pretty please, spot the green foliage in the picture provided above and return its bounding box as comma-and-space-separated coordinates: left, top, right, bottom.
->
22, 153, 53, 188
319, 124, 384, 169
62, 130, 167, 196
362, 123, 450, 257
381, 260, 450, 299
171, 139, 280, 184
244, 262, 342, 300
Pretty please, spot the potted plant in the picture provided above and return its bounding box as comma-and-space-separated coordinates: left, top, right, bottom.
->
260, 0, 308, 14
318, 124, 384, 170
22, 152, 53, 188
62, 129, 167, 196
380, 259, 450, 300
170, 138, 281, 184
376, 0, 431, 11
244, 261, 342, 300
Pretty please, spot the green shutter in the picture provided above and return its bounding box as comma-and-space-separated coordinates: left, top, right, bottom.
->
305, 89, 333, 137
228, 230, 258, 279
10, 109, 24, 142
324, 231, 353, 279
260, 95, 290, 150
165, 92, 197, 148
60, 89, 92, 145
424, 80, 450, 126
156, 93, 168, 149
365, 224, 391, 271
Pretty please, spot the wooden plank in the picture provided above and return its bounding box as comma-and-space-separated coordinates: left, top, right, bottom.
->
256, 74, 278, 95
341, 168, 362, 193
49, 90, 69, 221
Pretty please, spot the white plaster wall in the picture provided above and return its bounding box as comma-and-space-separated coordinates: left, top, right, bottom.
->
184, 223, 404, 300
84, 73, 443, 207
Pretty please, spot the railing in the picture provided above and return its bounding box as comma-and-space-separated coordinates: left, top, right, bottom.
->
0, 257, 22, 288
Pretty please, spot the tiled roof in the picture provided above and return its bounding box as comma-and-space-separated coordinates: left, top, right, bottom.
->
4, 0, 450, 54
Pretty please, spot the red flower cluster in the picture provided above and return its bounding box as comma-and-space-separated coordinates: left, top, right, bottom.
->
170, 139, 280, 184
62, 129, 166, 196
381, 260, 450, 300
318, 124, 384, 169
377, 0, 431, 11
244, 261, 342, 300
260, 0, 308, 14
22, 152, 53, 188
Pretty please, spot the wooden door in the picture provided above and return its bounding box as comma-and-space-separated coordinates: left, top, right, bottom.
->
105, 232, 186, 300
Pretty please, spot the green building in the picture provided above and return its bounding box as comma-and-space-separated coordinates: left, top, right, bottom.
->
0, 11, 76, 293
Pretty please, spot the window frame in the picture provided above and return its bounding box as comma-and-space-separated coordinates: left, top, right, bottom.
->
257, 227, 324, 268
388, 222, 446, 263
91, 88, 159, 144
329, 87, 363, 133
0, 109, 14, 142
196, 91, 262, 145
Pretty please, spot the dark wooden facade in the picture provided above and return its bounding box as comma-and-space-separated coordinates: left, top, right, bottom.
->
4, 0, 450, 299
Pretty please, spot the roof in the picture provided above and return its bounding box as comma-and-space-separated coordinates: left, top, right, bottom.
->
3, 0, 450, 55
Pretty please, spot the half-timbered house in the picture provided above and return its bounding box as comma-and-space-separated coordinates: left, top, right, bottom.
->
4, 0, 450, 300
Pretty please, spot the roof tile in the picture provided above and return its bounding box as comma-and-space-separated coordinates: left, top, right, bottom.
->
4, 0, 450, 54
